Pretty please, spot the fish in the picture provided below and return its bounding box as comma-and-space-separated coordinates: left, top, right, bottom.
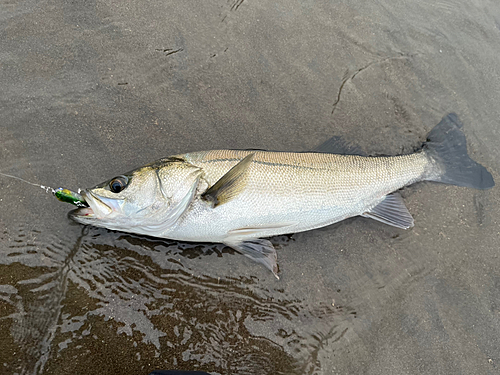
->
69, 114, 494, 278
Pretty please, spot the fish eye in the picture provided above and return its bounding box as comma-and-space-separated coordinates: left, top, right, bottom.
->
109, 176, 129, 193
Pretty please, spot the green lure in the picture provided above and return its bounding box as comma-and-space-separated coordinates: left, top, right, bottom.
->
54, 188, 88, 208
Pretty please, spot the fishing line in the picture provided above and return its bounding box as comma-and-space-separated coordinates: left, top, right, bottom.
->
0, 172, 55, 194
0, 172, 87, 207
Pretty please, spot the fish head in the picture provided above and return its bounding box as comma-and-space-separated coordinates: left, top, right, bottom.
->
69, 157, 202, 236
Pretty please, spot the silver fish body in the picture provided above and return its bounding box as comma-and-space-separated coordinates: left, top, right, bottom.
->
166, 150, 429, 242
69, 114, 494, 277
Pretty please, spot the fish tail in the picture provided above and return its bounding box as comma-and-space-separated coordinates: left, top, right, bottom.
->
423, 113, 494, 189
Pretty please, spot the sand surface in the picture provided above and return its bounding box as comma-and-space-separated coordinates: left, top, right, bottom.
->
1, 1, 499, 374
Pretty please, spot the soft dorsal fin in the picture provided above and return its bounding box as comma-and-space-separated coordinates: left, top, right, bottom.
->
202, 153, 254, 207
361, 192, 414, 229
313, 136, 366, 156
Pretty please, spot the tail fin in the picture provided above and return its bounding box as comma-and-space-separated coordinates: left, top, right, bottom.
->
424, 113, 494, 189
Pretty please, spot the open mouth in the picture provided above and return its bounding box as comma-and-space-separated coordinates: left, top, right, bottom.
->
68, 194, 95, 220
69, 190, 114, 220
71, 206, 95, 217
85, 190, 113, 216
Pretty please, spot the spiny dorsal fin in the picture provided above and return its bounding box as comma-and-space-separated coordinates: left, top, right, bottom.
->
361, 192, 414, 229
202, 153, 254, 207
313, 136, 366, 156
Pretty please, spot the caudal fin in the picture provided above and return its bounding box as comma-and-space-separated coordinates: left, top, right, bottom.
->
424, 113, 494, 189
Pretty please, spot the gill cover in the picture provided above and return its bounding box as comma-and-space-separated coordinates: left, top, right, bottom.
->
137, 160, 203, 236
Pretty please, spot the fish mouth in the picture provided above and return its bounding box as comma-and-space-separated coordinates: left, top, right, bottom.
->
68, 190, 112, 221
69, 206, 95, 220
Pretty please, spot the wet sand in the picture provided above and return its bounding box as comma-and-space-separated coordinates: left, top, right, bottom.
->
1, 1, 499, 374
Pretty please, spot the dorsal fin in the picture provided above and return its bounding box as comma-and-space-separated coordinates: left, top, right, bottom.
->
313, 136, 366, 156
202, 153, 254, 207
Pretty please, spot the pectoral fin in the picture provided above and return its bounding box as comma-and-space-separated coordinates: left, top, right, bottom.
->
202, 153, 254, 207
224, 239, 279, 279
361, 192, 414, 229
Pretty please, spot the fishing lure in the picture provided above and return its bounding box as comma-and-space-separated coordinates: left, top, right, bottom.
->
54, 188, 88, 207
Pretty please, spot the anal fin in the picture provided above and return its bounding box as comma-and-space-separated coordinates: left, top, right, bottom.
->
361, 192, 414, 229
224, 239, 279, 279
